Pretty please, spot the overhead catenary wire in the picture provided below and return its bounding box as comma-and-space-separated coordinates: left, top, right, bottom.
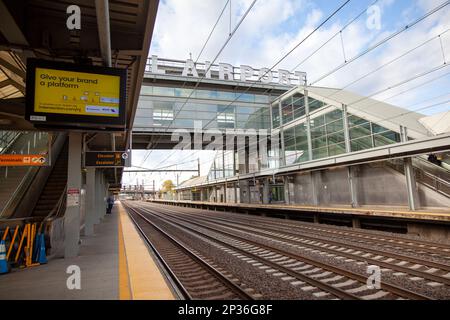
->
137, 0, 352, 176
190, 62, 450, 173
199, 0, 352, 131
138, 0, 258, 178
157, 0, 447, 168
128, 0, 448, 185
309, 0, 450, 85
289, 0, 379, 72
133, 0, 232, 178
325, 28, 450, 100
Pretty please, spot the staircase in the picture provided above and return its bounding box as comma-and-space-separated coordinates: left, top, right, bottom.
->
388, 156, 450, 199
31, 142, 68, 217
0, 132, 49, 216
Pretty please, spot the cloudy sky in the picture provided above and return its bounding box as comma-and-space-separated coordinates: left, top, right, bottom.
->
123, 0, 450, 190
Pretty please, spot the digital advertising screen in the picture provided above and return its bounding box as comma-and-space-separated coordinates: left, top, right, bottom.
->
25, 59, 127, 130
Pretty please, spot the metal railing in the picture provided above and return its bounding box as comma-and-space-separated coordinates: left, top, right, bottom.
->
0, 131, 21, 153
0, 132, 51, 218
388, 156, 450, 198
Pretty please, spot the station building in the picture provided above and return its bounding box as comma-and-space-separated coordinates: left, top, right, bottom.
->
135, 58, 450, 216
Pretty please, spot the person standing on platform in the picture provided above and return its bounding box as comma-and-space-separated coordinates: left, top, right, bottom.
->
107, 196, 115, 214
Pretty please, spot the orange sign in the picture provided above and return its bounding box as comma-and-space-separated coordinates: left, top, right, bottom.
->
0, 154, 47, 166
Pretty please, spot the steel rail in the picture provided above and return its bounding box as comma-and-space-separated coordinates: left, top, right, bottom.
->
141, 204, 432, 300
123, 202, 255, 300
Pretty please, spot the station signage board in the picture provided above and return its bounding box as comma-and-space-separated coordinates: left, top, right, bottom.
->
0, 154, 47, 166
67, 188, 80, 207
84, 151, 129, 168
25, 59, 127, 130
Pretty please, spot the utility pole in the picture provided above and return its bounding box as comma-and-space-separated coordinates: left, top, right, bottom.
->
153, 180, 155, 200
198, 158, 201, 177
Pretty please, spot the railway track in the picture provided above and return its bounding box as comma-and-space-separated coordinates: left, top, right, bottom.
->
124, 203, 256, 300
127, 201, 443, 300
151, 202, 450, 259
147, 204, 450, 298
151, 205, 450, 288
222, 212, 450, 259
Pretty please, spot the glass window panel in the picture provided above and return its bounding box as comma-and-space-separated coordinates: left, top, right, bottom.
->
348, 115, 369, 127
140, 86, 153, 95
238, 93, 255, 103
196, 89, 218, 100
308, 97, 325, 112
174, 119, 194, 127
372, 123, 390, 134
216, 91, 237, 101
293, 93, 305, 120
328, 143, 346, 156
272, 104, 280, 128
153, 86, 175, 96
313, 146, 328, 160
350, 124, 371, 139
312, 135, 327, 149
174, 88, 194, 97
284, 127, 296, 149
351, 136, 373, 151
326, 119, 344, 134
310, 124, 326, 138
325, 109, 343, 122
236, 106, 257, 114
310, 115, 325, 127
281, 97, 293, 124
255, 95, 269, 103
374, 131, 401, 147
327, 132, 345, 144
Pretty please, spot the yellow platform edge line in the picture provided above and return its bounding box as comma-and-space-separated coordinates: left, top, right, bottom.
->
118, 202, 175, 300
118, 211, 132, 300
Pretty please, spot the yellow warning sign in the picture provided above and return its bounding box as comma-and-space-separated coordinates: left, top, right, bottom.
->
34, 67, 120, 117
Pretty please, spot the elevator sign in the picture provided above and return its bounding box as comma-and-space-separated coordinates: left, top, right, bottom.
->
84, 151, 129, 168
0, 154, 48, 166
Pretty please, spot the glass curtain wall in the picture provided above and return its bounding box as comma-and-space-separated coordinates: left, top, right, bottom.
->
207, 150, 237, 181
136, 85, 273, 130
273, 88, 403, 168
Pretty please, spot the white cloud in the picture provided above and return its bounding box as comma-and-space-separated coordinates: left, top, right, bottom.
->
130, 0, 450, 186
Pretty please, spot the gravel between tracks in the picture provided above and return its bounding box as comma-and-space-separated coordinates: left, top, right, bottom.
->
143, 211, 323, 300
129, 202, 450, 299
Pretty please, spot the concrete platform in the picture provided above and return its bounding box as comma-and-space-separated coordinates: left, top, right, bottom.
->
149, 199, 450, 223
0, 202, 175, 300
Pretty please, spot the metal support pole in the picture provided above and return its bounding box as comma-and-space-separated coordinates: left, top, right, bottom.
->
342, 104, 351, 153
84, 167, 96, 236
310, 171, 319, 206
304, 89, 313, 161
277, 100, 286, 167
224, 180, 227, 203
347, 166, 359, 208
400, 126, 419, 210
284, 176, 290, 205
262, 178, 269, 204
343, 104, 360, 207
64, 132, 82, 258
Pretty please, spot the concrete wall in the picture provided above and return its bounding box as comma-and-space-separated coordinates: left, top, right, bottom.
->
288, 162, 450, 209
357, 164, 408, 206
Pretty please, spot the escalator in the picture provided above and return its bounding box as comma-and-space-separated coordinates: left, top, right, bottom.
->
30, 141, 68, 218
